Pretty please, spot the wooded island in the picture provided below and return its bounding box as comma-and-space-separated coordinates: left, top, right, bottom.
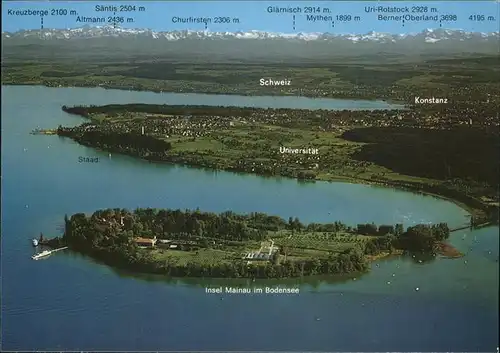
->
46, 208, 455, 278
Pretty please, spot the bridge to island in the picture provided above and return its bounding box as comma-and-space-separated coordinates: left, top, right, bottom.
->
450, 222, 492, 233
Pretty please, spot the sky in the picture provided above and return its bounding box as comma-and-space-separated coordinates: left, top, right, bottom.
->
2, 1, 499, 34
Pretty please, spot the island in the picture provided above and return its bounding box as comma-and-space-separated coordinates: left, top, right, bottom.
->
44, 208, 456, 278
54, 103, 499, 225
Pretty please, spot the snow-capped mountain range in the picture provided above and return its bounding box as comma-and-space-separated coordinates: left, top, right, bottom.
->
2, 26, 499, 44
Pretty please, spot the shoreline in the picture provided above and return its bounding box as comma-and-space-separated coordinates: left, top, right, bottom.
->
437, 242, 465, 259
71, 142, 493, 222
40, 234, 472, 281
315, 174, 479, 217
366, 250, 403, 262
3, 82, 407, 107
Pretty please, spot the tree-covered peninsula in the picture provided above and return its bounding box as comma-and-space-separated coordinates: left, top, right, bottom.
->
55, 104, 499, 226
48, 208, 454, 278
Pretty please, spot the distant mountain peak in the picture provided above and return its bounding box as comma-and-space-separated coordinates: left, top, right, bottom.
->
2, 26, 499, 44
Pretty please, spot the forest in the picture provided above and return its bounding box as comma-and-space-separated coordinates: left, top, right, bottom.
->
61, 104, 255, 118
342, 127, 499, 187
49, 208, 453, 279
57, 125, 172, 155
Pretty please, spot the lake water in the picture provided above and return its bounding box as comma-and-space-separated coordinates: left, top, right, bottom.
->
1, 85, 498, 351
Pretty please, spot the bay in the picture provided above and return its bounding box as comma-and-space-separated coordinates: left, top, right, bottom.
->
1, 85, 497, 351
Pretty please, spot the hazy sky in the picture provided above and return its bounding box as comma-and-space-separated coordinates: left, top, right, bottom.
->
2, 1, 499, 33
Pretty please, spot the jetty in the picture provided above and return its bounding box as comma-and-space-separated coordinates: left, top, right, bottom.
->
32, 246, 68, 260
30, 129, 57, 135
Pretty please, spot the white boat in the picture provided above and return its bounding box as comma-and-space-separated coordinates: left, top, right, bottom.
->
32, 239, 39, 246
32, 250, 51, 260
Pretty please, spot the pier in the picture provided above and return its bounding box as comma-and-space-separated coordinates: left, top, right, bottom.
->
30, 129, 57, 135
51, 246, 68, 253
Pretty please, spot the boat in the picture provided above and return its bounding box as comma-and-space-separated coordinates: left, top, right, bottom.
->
31, 246, 68, 260
32, 250, 51, 260
32, 239, 39, 246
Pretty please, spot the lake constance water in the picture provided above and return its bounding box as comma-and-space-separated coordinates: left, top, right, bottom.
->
1, 85, 498, 351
